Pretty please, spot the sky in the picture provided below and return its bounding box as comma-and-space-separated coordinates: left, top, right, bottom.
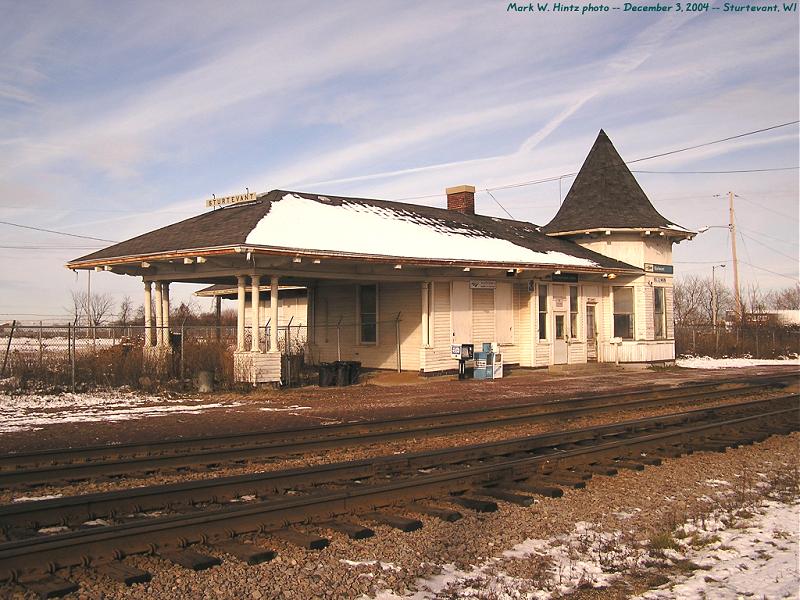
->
0, 0, 798, 323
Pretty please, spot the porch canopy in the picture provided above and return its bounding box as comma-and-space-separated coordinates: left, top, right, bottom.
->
66, 190, 642, 377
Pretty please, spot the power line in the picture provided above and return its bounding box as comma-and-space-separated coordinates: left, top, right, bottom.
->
631, 167, 798, 174
393, 120, 800, 202
484, 189, 514, 219
734, 193, 798, 222
626, 120, 799, 164
738, 260, 799, 282
0, 220, 118, 243
738, 232, 798, 262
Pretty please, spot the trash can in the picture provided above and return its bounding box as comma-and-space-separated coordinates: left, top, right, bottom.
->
345, 361, 361, 385
335, 361, 350, 387
318, 363, 336, 387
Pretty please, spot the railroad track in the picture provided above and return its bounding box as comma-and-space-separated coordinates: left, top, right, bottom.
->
0, 373, 792, 489
0, 393, 796, 596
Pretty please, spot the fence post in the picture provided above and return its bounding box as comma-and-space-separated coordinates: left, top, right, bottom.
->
395, 312, 402, 373
692, 328, 696, 354
1, 319, 15, 377
69, 323, 76, 393
38, 320, 43, 372
180, 323, 185, 385
336, 317, 342, 362
755, 328, 759, 358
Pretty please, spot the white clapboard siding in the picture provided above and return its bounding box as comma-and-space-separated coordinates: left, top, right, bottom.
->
472, 288, 495, 347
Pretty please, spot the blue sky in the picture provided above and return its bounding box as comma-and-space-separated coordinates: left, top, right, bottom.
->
1, 0, 797, 321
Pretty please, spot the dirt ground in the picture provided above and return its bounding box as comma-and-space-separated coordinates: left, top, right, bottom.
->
0, 364, 796, 454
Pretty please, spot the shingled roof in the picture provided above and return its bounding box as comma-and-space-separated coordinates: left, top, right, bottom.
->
68, 189, 639, 272
542, 130, 689, 236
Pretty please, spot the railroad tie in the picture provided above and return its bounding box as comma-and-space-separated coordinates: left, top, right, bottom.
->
585, 464, 618, 476
478, 488, 535, 507
610, 461, 645, 471
271, 528, 329, 550
94, 562, 152, 585
20, 575, 79, 599
511, 482, 563, 498
158, 548, 222, 571
407, 504, 462, 522
632, 456, 662, 466
539, 474, 586, 489
321, 520, 375, 539
363, 512, 423, 532
450, 496, 498, 513
214, 540, 277, 565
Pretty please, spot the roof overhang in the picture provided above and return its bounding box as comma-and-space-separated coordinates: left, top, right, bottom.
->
66, 243, 643, 275
545, 226, 696, 240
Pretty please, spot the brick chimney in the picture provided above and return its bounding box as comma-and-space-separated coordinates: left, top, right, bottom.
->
446, 185, 475, 215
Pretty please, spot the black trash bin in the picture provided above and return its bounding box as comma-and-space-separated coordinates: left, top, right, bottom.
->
335, 361, 350, 387
346, 361, 361, 385
318, 363, 336, 387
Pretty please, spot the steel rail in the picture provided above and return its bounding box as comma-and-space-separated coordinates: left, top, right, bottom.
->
0, 402, 796, 581
3, 373, 789, 470
0, 376, 792, 488
1, 394, 796, 533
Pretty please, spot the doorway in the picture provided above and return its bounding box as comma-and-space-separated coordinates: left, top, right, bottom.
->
586, 304, 597, 362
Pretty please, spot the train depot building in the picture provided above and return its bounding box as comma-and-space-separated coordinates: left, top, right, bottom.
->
67, 131, 695, 383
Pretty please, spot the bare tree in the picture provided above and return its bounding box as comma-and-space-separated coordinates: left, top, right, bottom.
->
766, 285, 800, 310
117, 296, 133, 326
674, 275, 706, 325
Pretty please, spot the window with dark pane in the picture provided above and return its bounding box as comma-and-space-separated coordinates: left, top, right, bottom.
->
569, 285, 578, 338
359, 284, 377, 344
538, 284, 548, 340
654, 287, 666, 339
613, 287, 634, 339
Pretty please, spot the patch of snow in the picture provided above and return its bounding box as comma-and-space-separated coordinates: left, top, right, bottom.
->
12, 494, 63, 503
634, 500, 799, 600
0, 391, 242, 433
259, 405, 311, 412
341, 559, 401, 571
676, 355, 800, 369
37, 526, 70, 534
246, 194, 598, 267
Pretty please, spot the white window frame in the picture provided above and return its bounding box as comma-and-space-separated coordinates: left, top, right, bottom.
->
356, 283, 379, 345
654, 287, 667, 340
537, 283, 549, 342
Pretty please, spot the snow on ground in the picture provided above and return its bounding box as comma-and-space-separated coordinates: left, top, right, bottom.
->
676, 355, 800, 369
0, 391, 242, 433
371, 521, 639, 599
368, 501, 799, 600
634, 500, 799, 600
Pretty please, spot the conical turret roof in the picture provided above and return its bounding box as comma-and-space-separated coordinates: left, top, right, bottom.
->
542, 130, 688, 235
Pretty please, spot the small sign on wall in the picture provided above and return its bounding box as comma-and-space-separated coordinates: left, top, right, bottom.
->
644, 263, 674, 274
553, 297, 566, 309
470, 280, 496, 289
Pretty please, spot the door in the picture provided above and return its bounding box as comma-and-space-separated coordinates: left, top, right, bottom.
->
553, 285, 568, 364
586, 304, 597, 361
451, 281, 472, 346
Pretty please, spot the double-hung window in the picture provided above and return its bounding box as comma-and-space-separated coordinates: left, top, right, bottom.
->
358, 284, 377, 344
613, 287, 634, 339
654, 287, 666, 339
569, 286, 578, 338
538, 284, 548, 340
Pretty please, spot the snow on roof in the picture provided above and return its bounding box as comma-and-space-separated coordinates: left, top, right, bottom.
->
246, 194, 599, 267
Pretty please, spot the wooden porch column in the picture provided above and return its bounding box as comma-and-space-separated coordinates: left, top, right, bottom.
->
421, 281, 430, 347
162, 282, 170, 347
143, 280, 153, 347
270, 275, 279, 352
251, 275, 261, 352
154, 282, 163, 347
236, 275, 247, 351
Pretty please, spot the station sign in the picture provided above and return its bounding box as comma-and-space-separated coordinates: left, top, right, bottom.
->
644, 263, 673, 274
205, 192, 258, 208
470, 280, 496, 289
551, 273, 579, 283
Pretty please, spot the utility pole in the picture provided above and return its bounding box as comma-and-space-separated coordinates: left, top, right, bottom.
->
728, 191, 742, 321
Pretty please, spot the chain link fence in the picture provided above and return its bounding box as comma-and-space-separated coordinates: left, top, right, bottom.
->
0, 322, 308, 390
676, 324, 800, 358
